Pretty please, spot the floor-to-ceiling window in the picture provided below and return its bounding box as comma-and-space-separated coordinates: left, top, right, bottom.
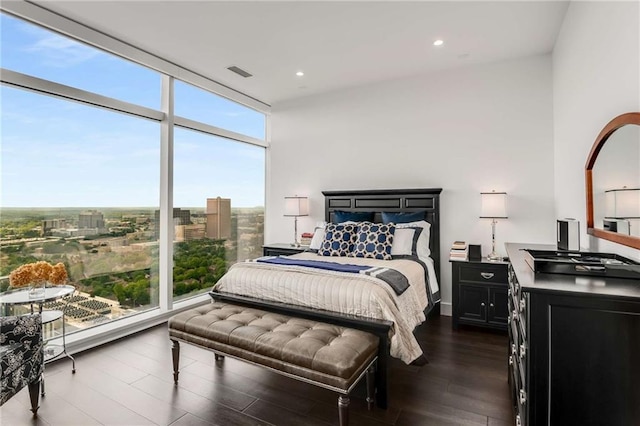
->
0, 9, 267, 339
172, 81, 265, 302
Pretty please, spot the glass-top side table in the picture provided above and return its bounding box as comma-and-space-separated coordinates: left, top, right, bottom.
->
0, 285, 77, 396
0, 285, 75, 305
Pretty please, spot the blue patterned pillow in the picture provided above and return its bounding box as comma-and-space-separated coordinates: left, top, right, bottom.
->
318, 223, 358, 256
350, 222, 396, 260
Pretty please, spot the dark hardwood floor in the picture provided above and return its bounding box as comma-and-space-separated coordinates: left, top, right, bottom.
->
1, 315, 513, 426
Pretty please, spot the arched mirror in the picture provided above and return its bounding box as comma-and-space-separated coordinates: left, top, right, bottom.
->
585, 112, 640, 250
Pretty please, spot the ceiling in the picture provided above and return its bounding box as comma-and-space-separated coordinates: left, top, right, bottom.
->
33, 1, 570, 106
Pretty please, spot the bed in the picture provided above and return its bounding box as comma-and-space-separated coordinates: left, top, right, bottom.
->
210, 188, 442, 407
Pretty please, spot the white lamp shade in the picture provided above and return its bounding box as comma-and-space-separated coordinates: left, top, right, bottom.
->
284, 196, 309, 217
480, 192, 508, 218
605, 188, 640, 218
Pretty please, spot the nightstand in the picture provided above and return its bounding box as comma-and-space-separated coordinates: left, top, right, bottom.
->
451, 258, 509, 331
262, 243, 309, 257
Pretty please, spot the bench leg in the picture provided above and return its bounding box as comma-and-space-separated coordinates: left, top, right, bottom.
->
171, 339, 180, 385
28, 378, 41, 415
338, 394, 349, 426
366, 364, 375, 411
214, 353, 225, 362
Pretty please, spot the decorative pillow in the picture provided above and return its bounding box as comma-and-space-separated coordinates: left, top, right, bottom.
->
309, 222, 327, 251
381, 210, 426, 224
391, 227, 423, 257
318, 223, 358, 256
350, 222, 395, 260
396, 220, 431, 258
333, 210, 374, 224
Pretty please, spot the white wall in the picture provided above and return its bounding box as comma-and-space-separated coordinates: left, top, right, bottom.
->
269, 55, 556, 314
553, 0, 640, 260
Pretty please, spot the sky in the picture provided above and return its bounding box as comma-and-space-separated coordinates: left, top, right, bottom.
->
0, 13, 266, 208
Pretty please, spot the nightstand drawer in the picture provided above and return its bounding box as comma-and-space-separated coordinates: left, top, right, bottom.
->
459, 263, 508, 285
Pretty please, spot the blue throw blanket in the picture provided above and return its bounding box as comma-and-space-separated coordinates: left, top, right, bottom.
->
256, 256, 410, 295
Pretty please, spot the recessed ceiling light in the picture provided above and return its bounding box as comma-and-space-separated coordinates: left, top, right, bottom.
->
433, 40, 444, 46
296, 71, 304, 77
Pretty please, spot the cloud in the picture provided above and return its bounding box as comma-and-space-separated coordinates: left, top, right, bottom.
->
24, 33, 101, 68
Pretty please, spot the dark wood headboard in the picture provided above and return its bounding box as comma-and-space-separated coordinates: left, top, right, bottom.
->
322, 188, 442, 280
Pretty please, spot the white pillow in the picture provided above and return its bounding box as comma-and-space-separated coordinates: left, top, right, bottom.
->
391, 227, 422, 257
396, 220, 431, 258
309, 222, 327, 250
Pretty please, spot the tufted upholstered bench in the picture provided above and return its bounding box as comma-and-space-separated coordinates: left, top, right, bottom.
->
168, 302, 380, 426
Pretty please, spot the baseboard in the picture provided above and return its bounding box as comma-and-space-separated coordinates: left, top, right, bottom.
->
440, 302, 452, 316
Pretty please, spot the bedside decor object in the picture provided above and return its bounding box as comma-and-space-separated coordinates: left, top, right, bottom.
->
480, 191, 508, 261
9, 261, 68, 299
557, 218, 580, 250
449, 241, 468, 261
468, 244, 482, 261
284, 195, 309, 247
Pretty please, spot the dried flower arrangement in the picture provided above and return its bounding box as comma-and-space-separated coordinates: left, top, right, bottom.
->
9, 261, 68, 288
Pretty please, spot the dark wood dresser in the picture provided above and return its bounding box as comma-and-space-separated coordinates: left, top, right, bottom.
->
506, 243, 640, 426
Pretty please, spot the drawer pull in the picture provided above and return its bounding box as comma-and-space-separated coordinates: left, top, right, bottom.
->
516, 414, 522, 426
481, 302, 486, 307
490, 303, 494, 308
519, 298, 526, 312
519, 389, 527, 405
508, 289, 511, 296
509, 355, 513, 366
520, 343, 526, 359
481, 272, 495, 279
511, 343, 517, 355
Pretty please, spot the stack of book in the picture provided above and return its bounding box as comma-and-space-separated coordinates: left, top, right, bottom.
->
300, 232, 314, 246
450, 241, 468, 261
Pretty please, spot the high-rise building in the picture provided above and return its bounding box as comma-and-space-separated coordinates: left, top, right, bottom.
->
154, 208, 192, 239
175, 224, 207, 242
79, 210, 104, 228
206, 197, 231, 239
41, 218, 67, 236
78, 210, 106, 233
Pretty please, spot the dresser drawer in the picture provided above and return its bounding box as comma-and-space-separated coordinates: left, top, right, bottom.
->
459, 263, 508, 285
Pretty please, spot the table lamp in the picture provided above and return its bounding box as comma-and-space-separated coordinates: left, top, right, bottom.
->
284, 196, 309, 247
480, 191, 508, 261
605, 187, 640, 218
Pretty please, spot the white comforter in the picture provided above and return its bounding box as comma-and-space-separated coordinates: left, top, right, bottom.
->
213, 252, 437, 364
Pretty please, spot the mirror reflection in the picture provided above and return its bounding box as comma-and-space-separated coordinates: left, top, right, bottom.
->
592, 124, 640, 237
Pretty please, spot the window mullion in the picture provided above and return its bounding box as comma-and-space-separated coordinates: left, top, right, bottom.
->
159, 75, 174, 312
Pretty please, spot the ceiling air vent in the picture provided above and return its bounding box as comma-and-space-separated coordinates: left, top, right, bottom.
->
227, 66, 253, 78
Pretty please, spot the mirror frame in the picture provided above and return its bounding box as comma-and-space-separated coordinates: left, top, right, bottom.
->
585, 112, 640, 250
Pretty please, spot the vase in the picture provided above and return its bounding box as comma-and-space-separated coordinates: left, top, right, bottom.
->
28, 281, 46, 299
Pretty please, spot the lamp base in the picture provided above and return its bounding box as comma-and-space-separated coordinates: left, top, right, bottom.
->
487, 251, 502, 262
